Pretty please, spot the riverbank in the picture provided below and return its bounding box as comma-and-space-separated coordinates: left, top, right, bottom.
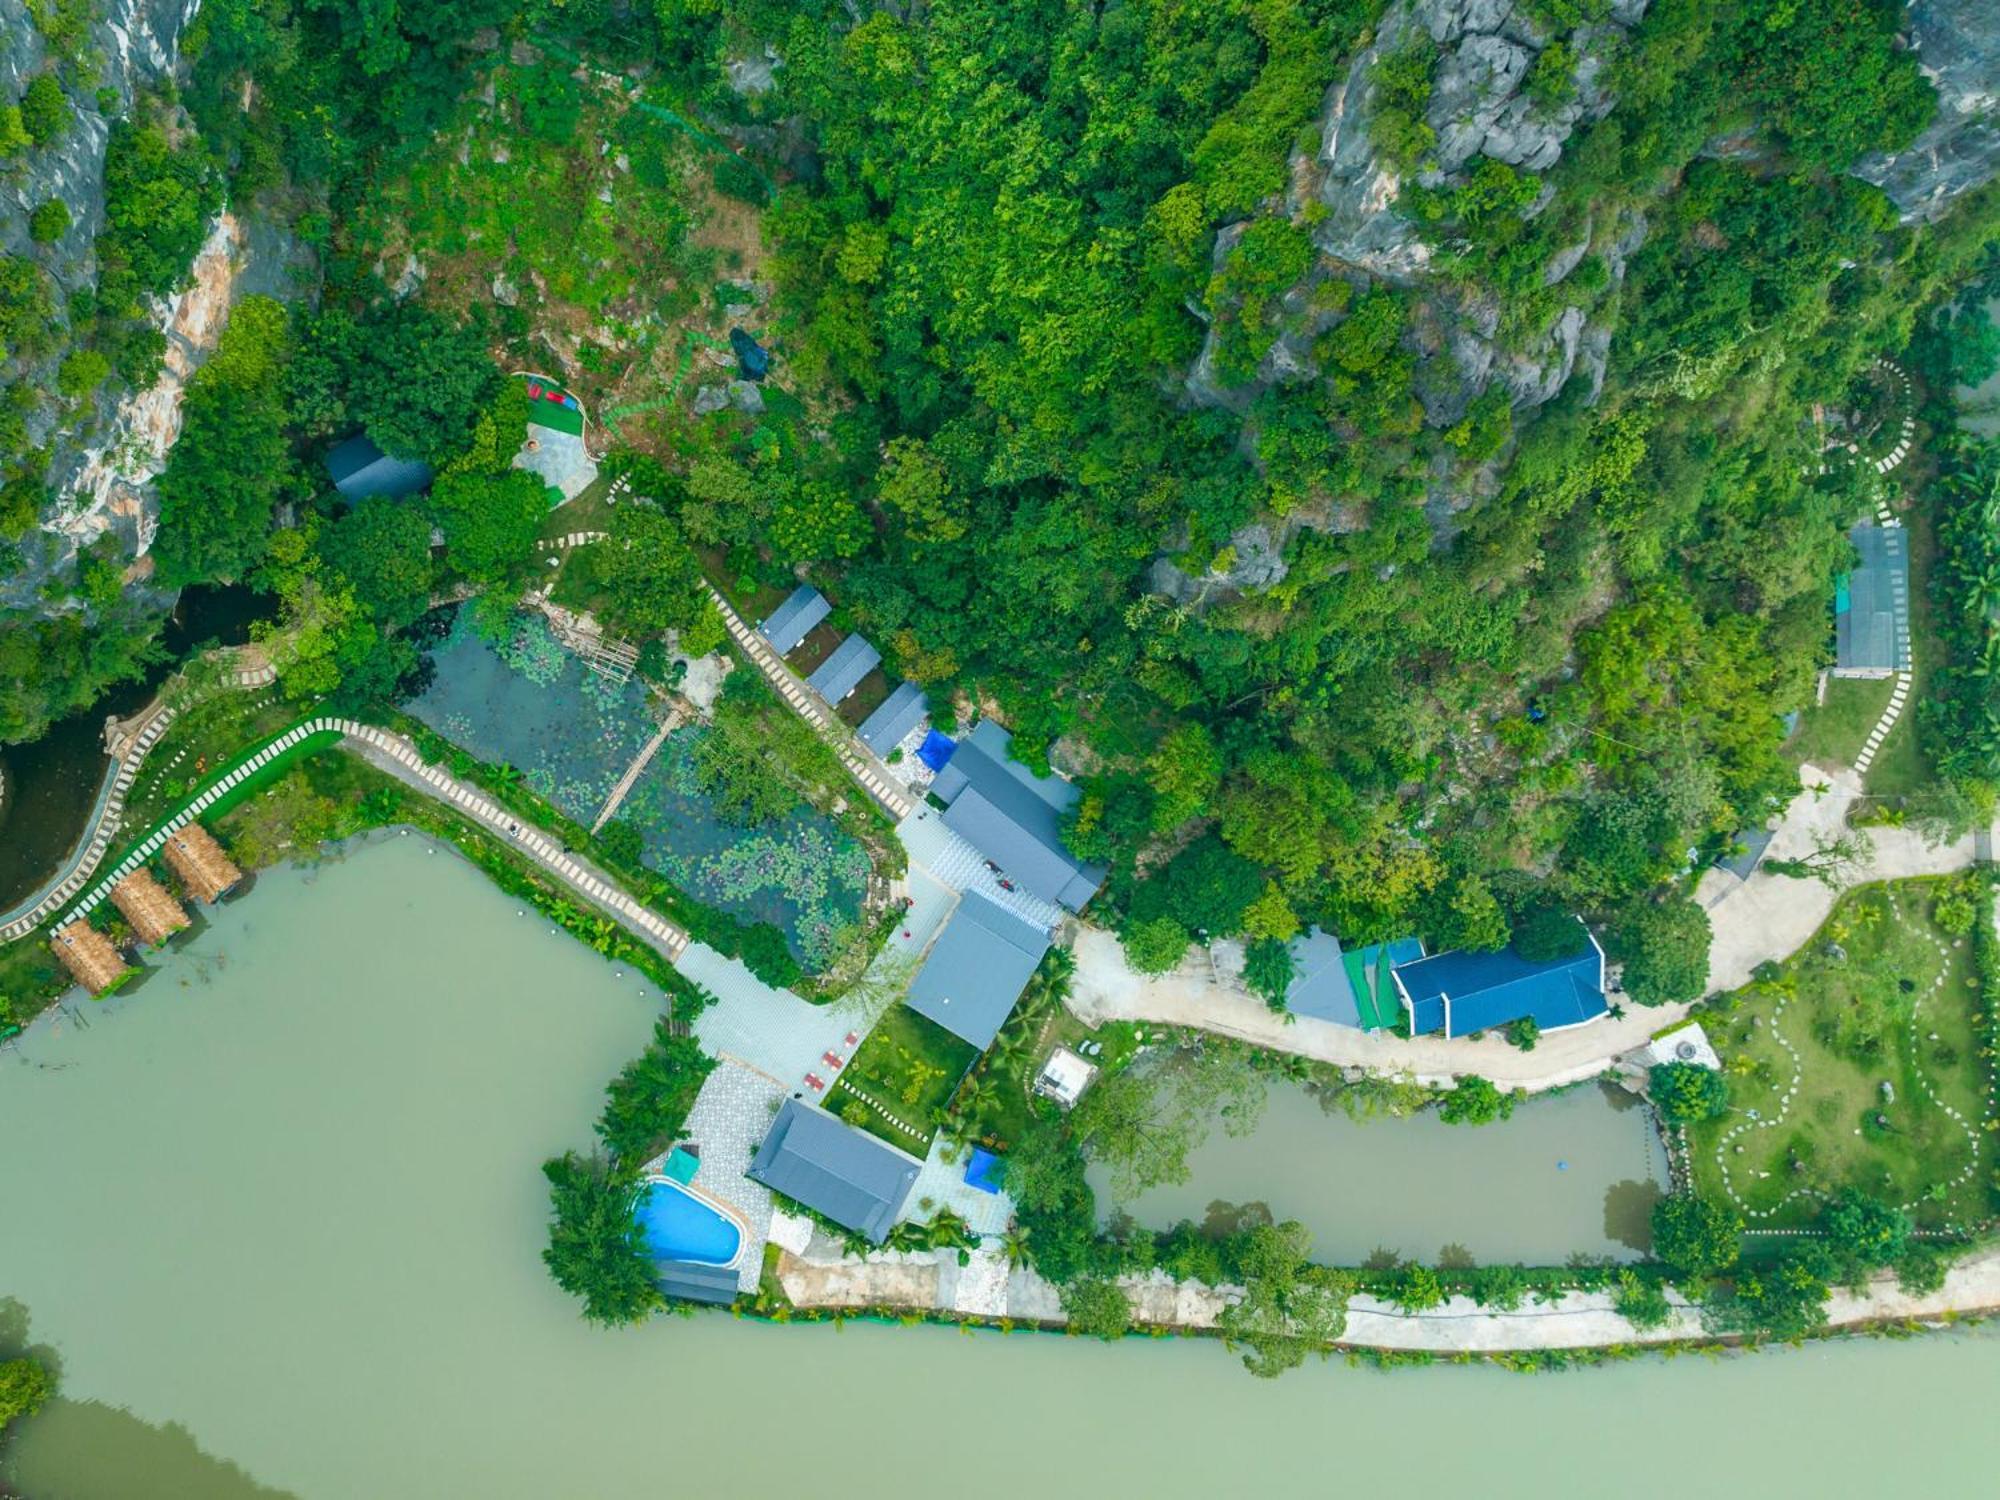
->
769, 1231, 2000, 1359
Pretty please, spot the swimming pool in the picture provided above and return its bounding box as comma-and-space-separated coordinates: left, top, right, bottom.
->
633, 1179, 744, 1267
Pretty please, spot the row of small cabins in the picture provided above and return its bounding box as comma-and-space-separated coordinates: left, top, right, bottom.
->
49, 824, 242, 997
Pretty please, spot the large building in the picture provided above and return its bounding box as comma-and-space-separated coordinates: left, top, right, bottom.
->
904, 891, 1051, 1051
747, 1098, 921, 1243
930, 720, 1105, 911
1391, 924, 1608, 1038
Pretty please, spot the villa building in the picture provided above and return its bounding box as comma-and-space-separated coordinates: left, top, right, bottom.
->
50, 919, 129, 996
806, 633, 880, 704
110, 869, 190, 947
904, 891, 1050, 1050
747, 1098, 921, 1244
758, 585, 830, 657
1392, 923, 1609, 1038
856, 680, 927, 757
928, 720, 1104, 912
1281, 928, 1418, 1031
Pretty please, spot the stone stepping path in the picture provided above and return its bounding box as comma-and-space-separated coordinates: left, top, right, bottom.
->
57, 719, 689, 964
706, 585, 916, 821
1853, 669, 1912, 777
0, 663, 279, 943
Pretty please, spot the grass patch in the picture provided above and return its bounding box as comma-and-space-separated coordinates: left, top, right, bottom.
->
538, 472, 618, 540
1687, 877, 1990, 1230
827, 1001, 977, 1154
0, 929, 70, 1031
121, 686, 296, 833
1787, 677, 1893, 771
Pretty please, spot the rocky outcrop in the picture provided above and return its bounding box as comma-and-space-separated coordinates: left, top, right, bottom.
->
1853, 0, 2000, 221
1, 0, 201, 609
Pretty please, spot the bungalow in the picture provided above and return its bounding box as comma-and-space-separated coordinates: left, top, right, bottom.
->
930, 720, 1105, 912
1391, 921, 1608, 1039
805, 633, 880, 704
857, 680, 927, 757
50, 919, 129, 996
1834, 522, 1910, 678
905, 891, 1050, 1051
110, 869, 189, 947
326, 433, 434, 502
758, 584, 830, 657
164, 824, 242, 905
747, 1098, 921, 1243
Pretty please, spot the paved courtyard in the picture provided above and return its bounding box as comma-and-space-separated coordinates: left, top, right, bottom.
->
674, 1056, 787, 1292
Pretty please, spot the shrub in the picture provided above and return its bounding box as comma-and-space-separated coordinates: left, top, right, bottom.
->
27, 199, 69, 244
1648, 1060, 1729, 1125
1651, 1192, 1740, 1277
56, 348, 111, 400
19, 76, 67, 146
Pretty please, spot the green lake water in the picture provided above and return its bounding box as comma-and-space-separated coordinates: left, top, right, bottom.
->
1090, 1077, 1669, 1264
4, 837, 2000, 1498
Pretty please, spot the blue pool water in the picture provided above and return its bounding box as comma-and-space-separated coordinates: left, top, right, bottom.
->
634, 1179, 742, 1266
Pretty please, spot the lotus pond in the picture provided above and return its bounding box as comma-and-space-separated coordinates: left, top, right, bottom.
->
407, 609, 867, 965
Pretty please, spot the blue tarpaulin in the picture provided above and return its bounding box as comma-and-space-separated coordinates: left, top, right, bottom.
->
917, 730, 956, 772
964, 1147, 1003, 1195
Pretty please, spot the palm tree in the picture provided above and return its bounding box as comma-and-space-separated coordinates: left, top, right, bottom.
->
999, 1223, 1034, 1270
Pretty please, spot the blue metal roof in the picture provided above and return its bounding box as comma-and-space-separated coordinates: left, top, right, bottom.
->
932, 721, 1104, 911
1836, 523, 1910, 673
759, 585, 830, 656
905, 891, 1050, 1050
653, 1260, 739, 1305
806, 633, 880, 703
856, 680, 927, 755
748, 1098, 920, 1243
1284, 928, 1360, 1025
1392, 929, 1605, 1038
327, 433, 434, 501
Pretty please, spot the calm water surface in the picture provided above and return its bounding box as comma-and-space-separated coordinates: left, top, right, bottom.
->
1092, 1077, 1668, 1264
3, 838, 1999, 1498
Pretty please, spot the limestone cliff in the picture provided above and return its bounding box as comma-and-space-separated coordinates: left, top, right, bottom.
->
1855, 0, 2000, 222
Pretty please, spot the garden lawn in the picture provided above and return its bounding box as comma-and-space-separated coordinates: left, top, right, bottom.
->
122, 687, 299, 833
537, 472, 618, 541
1686, 878, 1991, 1231
828, 1002, 978, 1155
1787, 677, 1893, 771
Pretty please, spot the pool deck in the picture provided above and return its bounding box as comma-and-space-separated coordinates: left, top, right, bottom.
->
672, 1055, 788, 1294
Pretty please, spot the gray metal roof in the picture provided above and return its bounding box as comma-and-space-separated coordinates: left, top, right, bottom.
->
1837, 523, 1910, 673
857, 680, 928, 755
905, 891, 1050, 1050
759, 585, 830, 656
327, 433, 434, 501
933, 721, 1105, 911
1284, 927, 1361, 1026
747, 1098, 920, 1242
806, 633, 880, 702
653, 1260, 740, 1306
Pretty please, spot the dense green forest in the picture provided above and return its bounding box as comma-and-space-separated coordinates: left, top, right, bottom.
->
5, 0, 1999, 991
